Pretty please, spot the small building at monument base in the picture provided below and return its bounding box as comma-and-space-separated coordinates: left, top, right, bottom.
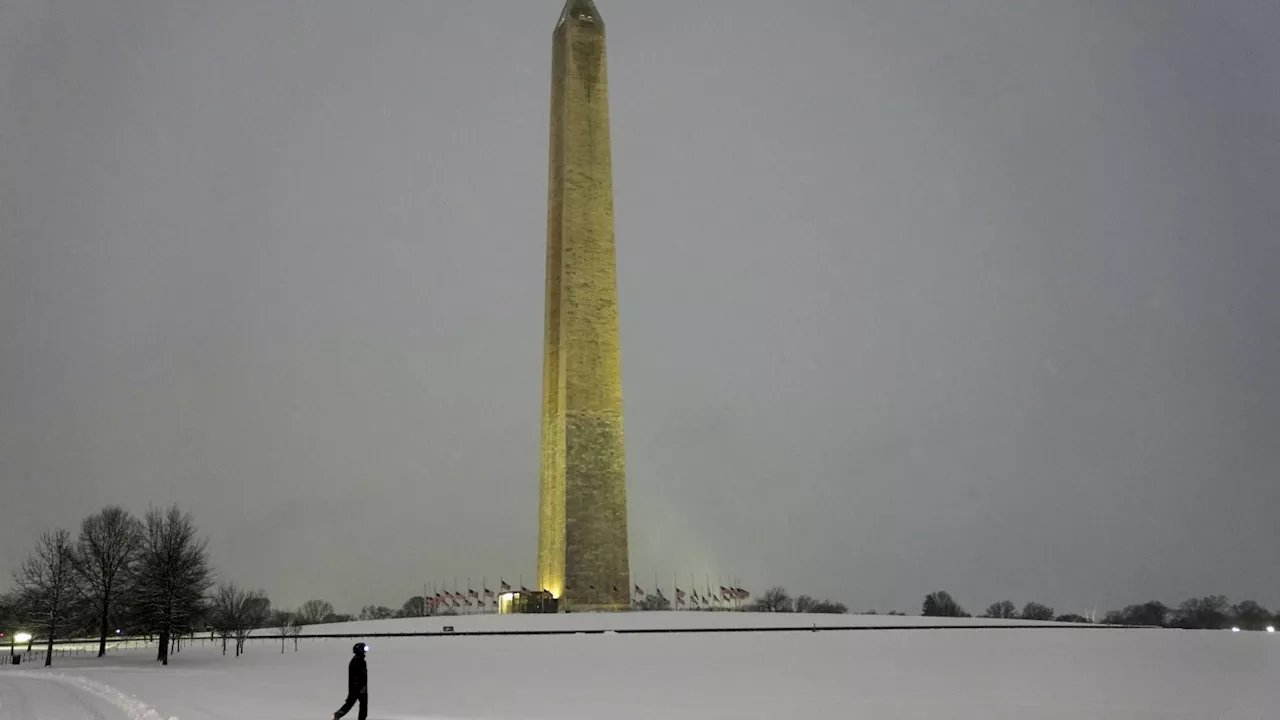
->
497, 590, 558, 615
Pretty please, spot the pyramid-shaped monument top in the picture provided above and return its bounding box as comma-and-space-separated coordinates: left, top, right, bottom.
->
558, 0, 603, 28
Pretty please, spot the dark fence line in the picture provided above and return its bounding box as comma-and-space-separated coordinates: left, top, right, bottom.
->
1, 645, 111, 665
8, 637, 159, 649
268, 623, 1150, 640
8, 622, 1152, 653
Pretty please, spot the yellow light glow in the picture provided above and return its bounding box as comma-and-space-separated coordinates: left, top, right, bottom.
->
14, 632, 32, 644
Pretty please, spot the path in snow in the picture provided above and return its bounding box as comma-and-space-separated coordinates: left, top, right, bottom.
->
0, 671, 171, 720
0, 674, 126, 720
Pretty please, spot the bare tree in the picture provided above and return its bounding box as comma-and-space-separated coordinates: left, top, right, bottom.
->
1230, 600, 1271, 631
1020, 602, 1055, 622
297, 599, 334, 625
363, 605, 397, 621
276, 612, 297, 654
398, 597, 425, 618
288, 619, 303, 651
982, 600, 1017, 619
748, 587, 793, 613
1102, 601, 1169, 627
267, 607, 302, 653
134, 505, 213, 665
13, 529, 81, 666
210, 583, 244, 656
0, 591, 18, 632
234, 591, 270, 655
792, 595, 846, 614
73, 506, 143, 657
922, 591, 968, 617
1172, 596, 1229, 629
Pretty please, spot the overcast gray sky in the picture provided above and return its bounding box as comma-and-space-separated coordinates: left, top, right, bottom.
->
2, 0, 1278, 616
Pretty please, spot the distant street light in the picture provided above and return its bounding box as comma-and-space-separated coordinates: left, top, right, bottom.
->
12, 631, 31, 662
1231, 627, 1241, 632
1267, 626, 1276, 633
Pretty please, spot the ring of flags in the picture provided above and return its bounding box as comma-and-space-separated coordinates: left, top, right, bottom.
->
421, 577, 751, 612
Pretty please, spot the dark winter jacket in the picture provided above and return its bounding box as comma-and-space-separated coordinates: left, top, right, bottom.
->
348, 655, 368, 695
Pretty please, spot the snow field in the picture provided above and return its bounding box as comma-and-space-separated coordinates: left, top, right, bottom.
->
2, 612, 1277, 719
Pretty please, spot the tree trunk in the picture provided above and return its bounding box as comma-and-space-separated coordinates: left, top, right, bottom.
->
157, 629, 169, 664
44, 624, 54, 667
97, 587, 111, 658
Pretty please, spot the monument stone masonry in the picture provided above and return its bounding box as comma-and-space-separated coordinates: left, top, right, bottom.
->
537, 0, 630, 611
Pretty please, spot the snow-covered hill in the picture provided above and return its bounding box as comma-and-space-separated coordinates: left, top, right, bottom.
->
1, 611, 1275, 719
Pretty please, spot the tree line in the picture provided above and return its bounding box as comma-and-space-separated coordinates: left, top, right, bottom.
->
917, 590, 1277, 629
0, 504, 387, 668
634, 585, 1277, 630
2, 505, 212, 666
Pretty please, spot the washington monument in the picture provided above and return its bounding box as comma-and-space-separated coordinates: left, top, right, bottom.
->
537, 0, 630, 611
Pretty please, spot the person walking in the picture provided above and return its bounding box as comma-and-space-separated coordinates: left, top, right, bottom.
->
333, 642, 368, 720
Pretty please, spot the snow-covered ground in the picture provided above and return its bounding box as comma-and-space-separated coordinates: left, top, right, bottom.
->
2, 612, 1276, 719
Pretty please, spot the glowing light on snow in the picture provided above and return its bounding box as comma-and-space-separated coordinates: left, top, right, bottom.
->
1267, 626, 1275, 633
14, 632, 32, 644
1231, 627, 1240, 632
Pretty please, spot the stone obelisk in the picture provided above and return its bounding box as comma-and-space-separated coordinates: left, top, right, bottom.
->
537, 0, 630, 611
